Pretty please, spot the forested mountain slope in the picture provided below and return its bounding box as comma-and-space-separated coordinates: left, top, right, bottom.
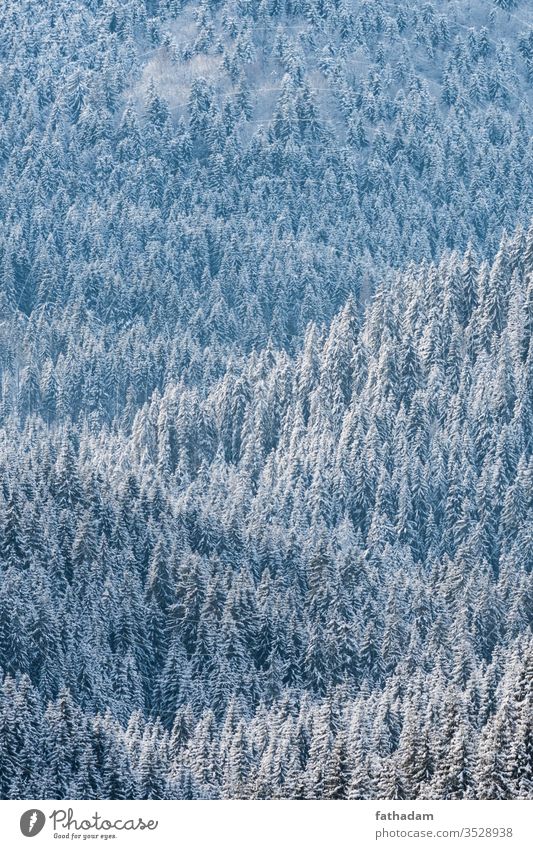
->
0, 0, 532, 424
0, 0, 532, 802
0, 227, 531, 799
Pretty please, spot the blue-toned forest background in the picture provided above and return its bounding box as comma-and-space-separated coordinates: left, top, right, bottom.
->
0, 0, 531, 799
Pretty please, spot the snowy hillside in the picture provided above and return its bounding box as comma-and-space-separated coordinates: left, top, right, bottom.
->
0, 0, 531, 800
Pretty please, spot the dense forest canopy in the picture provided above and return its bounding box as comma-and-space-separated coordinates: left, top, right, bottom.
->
0, 0, 531, 800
